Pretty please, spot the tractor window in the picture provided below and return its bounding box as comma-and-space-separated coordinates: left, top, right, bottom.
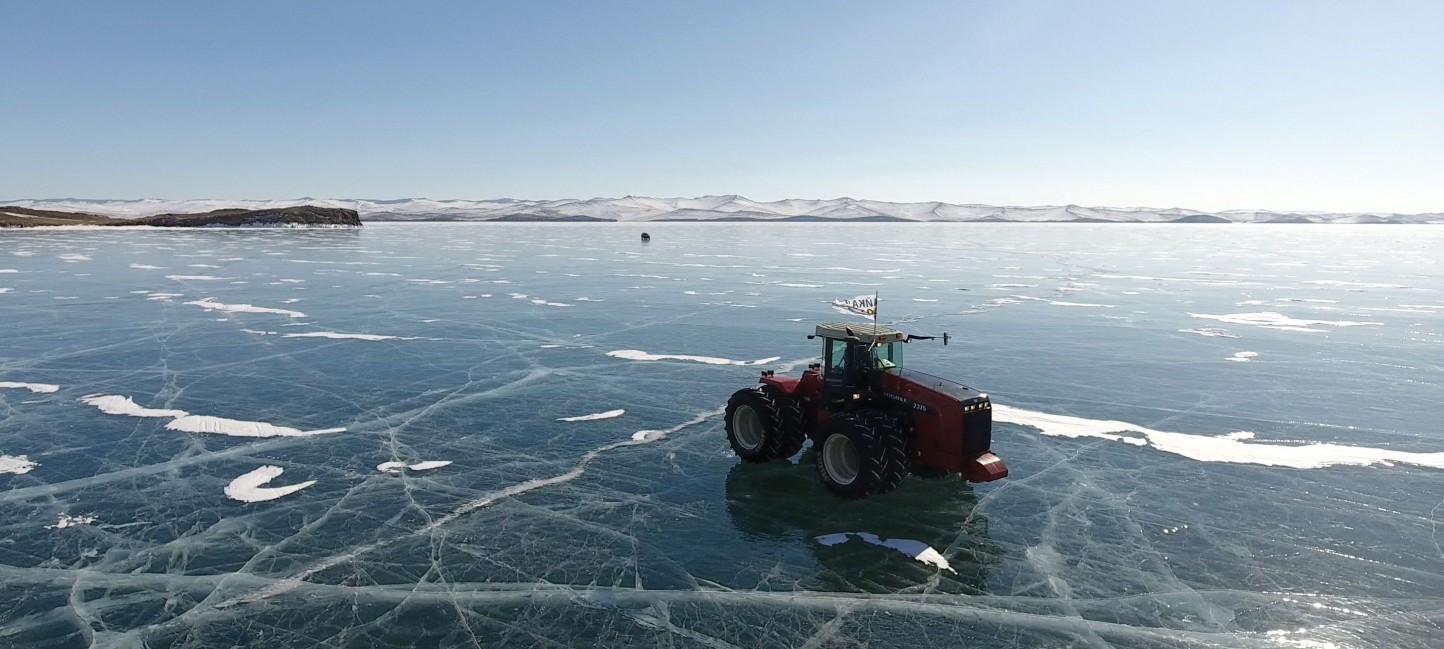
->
825, 339, 848, 379
871, 341, 903, 371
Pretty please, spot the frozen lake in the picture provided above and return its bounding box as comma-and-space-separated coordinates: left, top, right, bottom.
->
1, 223, 1441, 648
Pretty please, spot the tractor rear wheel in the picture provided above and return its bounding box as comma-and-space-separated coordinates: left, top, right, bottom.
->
815, 412, 911, 499
763, 386, 806, 460
725, 387, 790, 462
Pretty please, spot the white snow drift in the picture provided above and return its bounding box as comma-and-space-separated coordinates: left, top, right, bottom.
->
993, 403, 1444, 470
224, 466, 316, 502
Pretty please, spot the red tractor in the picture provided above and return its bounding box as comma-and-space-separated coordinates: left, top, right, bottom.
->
724, 322, 1007, 498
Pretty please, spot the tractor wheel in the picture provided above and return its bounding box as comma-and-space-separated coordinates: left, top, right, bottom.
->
814, 412, 911, 499
725, 387, 785, 463
762, 386, 806, 460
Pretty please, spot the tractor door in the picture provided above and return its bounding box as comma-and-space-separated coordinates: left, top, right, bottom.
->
821, 339, 871, 401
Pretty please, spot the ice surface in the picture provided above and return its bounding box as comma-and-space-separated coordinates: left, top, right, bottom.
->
224, 466, 317, 502
0, 382, 60, 393
1, 223, 1441, 648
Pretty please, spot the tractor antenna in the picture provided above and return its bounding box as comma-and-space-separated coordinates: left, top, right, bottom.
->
871, 291, 880, 348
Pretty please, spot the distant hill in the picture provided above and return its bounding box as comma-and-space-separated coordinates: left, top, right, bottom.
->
3, 197, 1439, 224
0, 206, 114, 227
0, 205, 359, 228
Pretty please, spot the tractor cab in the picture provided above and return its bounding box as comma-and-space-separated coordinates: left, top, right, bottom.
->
812, 322, 907, 402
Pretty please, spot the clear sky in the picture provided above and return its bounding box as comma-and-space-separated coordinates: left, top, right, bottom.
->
3, 1, 1441, 212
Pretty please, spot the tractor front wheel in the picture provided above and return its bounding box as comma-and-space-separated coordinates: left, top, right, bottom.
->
725, 387, 784, 462
815, 412, 911, 499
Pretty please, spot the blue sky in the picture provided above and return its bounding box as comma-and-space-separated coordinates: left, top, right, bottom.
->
3, 1, 1440, 212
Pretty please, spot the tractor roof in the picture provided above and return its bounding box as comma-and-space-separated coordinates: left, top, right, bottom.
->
814, 322, 908, 344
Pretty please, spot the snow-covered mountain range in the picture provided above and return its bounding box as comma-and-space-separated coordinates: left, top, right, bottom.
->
3, 196, 1439, 224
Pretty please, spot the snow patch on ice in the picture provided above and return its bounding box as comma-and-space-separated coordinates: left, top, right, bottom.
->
45, 513, 97, 529
1, 382, 60, 394
1049, 301, 1116, 308
166, 275, 231, 281
409, 460, 452, 471
1179, 328, 1239, 338
167, 416, 345, 438
607, 350, 781, 366
280, 332, 419, 341
186, 297, 306, 318
1189, 311, 1382, 333
1305, 280, 1406, 289
816, 532, 956, 573
1227, 351, 1259, 362
378, 460, 453, 473
224, 466, 316, 502
129, 263, 165, 270
79, 395, 189, 418
993, 403, 1444, 469
1, 455, 38, 474
558, 409, 625, 422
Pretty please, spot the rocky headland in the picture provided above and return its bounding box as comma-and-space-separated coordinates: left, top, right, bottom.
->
0, 206, 361, 228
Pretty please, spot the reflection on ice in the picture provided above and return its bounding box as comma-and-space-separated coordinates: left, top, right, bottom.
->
816, 532, 957, 573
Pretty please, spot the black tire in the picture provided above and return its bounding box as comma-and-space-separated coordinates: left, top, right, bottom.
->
725, 387, 784, 463
814, 411, 911, 499
762, 386, 806, 460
